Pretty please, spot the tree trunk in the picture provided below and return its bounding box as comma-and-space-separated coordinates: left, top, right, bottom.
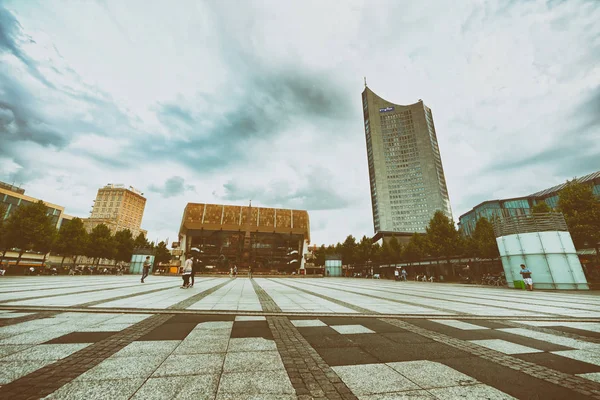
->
60, 255, 66, 268
16, 250, 24, 266
0, 248, 6, 265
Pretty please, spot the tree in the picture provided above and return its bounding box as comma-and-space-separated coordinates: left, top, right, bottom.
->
558, 180, 600, 263
0, 203, 8, 265
154, 241, 171, 265
53, 218, 88, 267
313, 245, 326, 266
114, 229, 134, 263
378, 240, 393, 265
86, 224, 115, 266
532, 202, 552, 213
355, 236, 374, 265
134, 232, 150, 250
388, 236, 403, 264
3, 201, 57, 265
340, 235, 356, 265
471, 217, 499, 259
425, 211, 461, 268
403, 233, 426, 264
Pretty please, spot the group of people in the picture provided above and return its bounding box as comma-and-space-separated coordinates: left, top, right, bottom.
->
393, 268, 408, 281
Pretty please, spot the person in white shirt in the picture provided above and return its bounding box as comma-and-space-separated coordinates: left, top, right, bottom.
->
181, 255, 193, 288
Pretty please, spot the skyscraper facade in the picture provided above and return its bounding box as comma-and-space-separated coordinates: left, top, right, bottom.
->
362, 86, 452, 234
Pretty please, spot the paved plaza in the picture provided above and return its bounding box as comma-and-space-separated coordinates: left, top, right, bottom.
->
0, 276, 599, 399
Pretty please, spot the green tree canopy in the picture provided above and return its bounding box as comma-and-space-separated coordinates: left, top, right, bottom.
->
134, 232, 150, 250
471, 217, 499, 259
4, 200, 57, 265
341, 235, 357, 265
86, 224, 115, 264
53, 218, 88, 265
403, 233, 426, 263
388, 236, 403, 264
114, 229, 134, 262
313, 245, 326, 266
425, 210, 461, 263
531, 202, 552, 213
558, 181, 600, 259
0, 203, 8, 262
355, 235, 374, 264
154, 241, 171, 265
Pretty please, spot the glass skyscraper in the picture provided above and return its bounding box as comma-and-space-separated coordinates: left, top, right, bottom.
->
362, 86, 453, 234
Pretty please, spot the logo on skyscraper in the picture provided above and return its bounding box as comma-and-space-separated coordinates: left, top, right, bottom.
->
379, 106, 394, 113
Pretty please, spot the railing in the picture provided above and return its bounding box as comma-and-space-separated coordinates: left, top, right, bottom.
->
491, 212, 569, 237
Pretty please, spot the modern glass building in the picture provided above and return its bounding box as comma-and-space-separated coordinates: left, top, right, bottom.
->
362, 86, 453, 234
459, 170, 600, 236
0, 181, 65, 228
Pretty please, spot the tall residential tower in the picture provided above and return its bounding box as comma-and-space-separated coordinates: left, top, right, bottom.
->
85, 184, 147, 238
362, 86, 452, 234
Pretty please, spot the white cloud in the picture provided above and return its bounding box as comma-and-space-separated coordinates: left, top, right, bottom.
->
1, 0, 599, 246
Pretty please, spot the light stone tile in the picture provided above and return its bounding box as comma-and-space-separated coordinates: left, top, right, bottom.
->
130, 376, 188, 400
43, 378, 146, 400
0, 328, 76, 345
228, 338, 277, 352
223, 351, 283, 372
217, 370, 295, 395
153, 353, 225, 377
577, 372, 600, 383
469, 339, 543, 355
552, 350, 600, 366
0, 312, 34, 318
290, 319, 327, 327
1, 343, 90, 361
173, 338, 229, 354
331, 324, 375, 334
186, 328, 232, 340
195, 321, 234, 330
428, 384, 516, 399
174, 373, 220, 399
386, 360, 479, 389
111, 340, 180, 357
333, 364, 420, 395
0, 344, 32, 358
357, 391, 436, 399
105, 314, 153, 324
429, 320, 490, 330
76, 323, 134, 332
235, 316, 266, 321
0, 359, 55, 384
76, 356, 165, 380
499, 328, 600, 352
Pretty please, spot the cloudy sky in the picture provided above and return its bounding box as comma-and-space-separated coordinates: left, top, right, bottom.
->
1, 0, 599, 245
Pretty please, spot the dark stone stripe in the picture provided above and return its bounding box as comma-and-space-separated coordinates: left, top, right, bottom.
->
167, 278, 233, 310
497, 320, 600, 344
252, 279, 358, 399
290, 279, 458, 314
0, 280, 170, 305
380, 318, 600, 399
76, 285, 178, 307
267, 278, 373, 314
0, 313, 173, 400
0, 311, 60, 328
250, 279, 282, 312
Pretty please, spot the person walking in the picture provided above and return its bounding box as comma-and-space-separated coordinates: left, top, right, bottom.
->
401, 268, 408, 281
181, 255, 193, 288
141, 256, 152, 283
233, 265, 238, 278
520, 264, 534, 291
248, 265, 253, 279
229, 267, 233, 278
190, 257, 199, 288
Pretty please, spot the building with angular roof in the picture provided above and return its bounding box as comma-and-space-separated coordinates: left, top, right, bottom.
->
458, 170, 600, 236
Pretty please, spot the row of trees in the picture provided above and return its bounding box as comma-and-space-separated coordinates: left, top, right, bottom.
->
311, 180, 600, 267
0, 201, 172, 267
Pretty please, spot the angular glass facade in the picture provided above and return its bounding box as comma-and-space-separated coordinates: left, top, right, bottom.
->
362, 87, 453, 234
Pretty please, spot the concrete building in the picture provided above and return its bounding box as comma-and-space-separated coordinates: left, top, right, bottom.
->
0, 181, 66, 228
84, 184, 147, 237
179, 202, 310, 271
361, 86, 453, 236
459, 170, 600, 236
